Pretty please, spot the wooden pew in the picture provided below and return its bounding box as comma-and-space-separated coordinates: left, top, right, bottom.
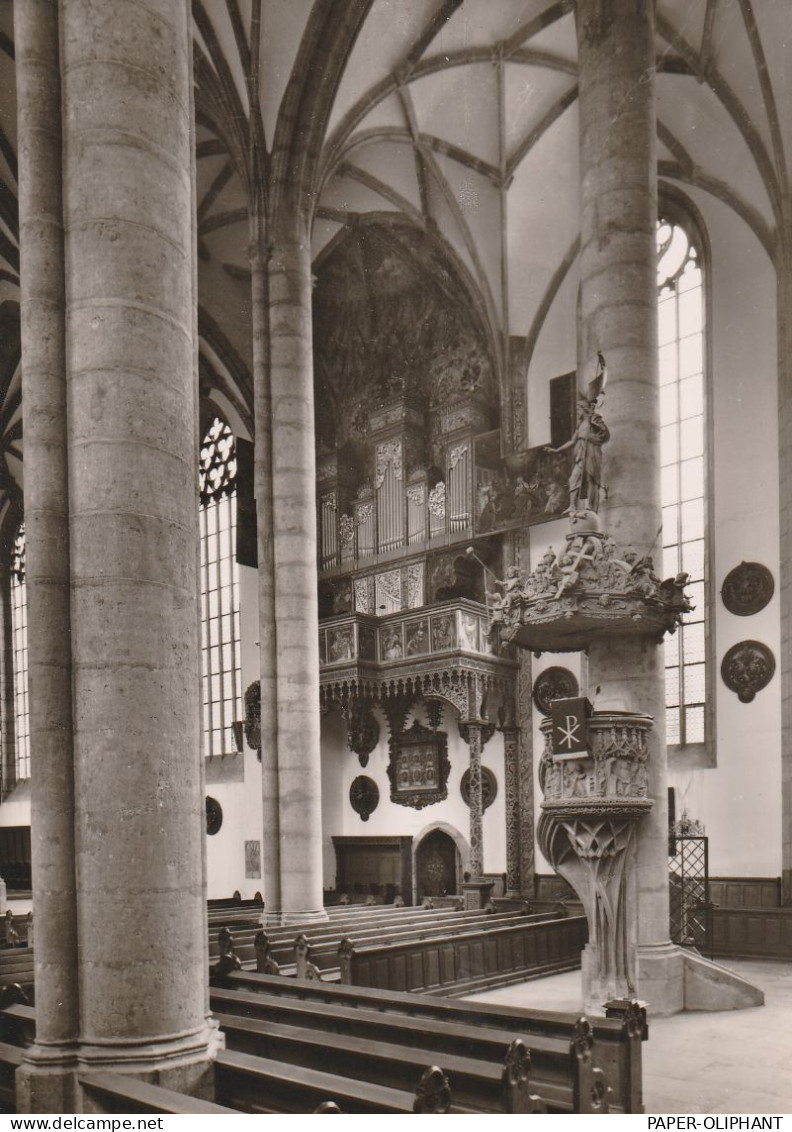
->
220, 972, 643, 1114
210, 909, 551, 976
215, 1049, 465, 1114
0, 1003, 35, 1048
0, 949, 34, 993
79, 1073, 238, 1115
337, 914, 587, 995
215, 1012, 548, 1113
210, 986, 605, 1113
0, 1041, 22, 1111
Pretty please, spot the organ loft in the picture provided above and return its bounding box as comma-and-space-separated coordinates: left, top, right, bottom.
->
0, 0, 788, 1116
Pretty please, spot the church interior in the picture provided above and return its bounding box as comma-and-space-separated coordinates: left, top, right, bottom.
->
0, 0, 789, 1115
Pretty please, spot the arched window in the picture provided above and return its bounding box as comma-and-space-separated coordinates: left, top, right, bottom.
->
199, 416, 242, 757
658, 218, 708, 748
10, 522, 29, 780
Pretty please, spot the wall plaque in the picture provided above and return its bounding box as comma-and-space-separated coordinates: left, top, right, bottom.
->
460, 766, 498, 811
533, 666, 579, 715
349, 776, 380, 822
721, 561, 774, 617
206, 796, 223, 835
245, 840, 262, 878
387, 720, 450, 810
721, 640, 775, 703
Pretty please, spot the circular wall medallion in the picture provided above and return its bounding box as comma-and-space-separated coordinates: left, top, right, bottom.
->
206, 796, 223, 835
349, 776, 379, 822
460, 766, 498, 811
721, 562, 774, 617
721, 640, 775, 703
533, 666, 579, 715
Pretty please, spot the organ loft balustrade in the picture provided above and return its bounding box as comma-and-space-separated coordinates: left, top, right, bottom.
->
319, 599, 516, 684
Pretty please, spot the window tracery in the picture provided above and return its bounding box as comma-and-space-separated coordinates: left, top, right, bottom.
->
10, 523, 29, 781
657, 218, 708, 747
199, 416, 242, 758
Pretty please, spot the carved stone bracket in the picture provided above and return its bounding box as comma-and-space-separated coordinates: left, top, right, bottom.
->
489, 515, 693, 653
458, 718, 496, 747
537, 709, 654, 1004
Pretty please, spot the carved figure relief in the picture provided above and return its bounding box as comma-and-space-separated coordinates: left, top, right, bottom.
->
349, 776, 380, 822
488, 520, 694, 651
405, 619, 430, 656
327, 626, 355, 663
381, 625, 404, 661
533, 667, 580, 715
431, 614, 456, 651
721, 561, 774, 617
721, 640, 775, 703
461, 765, 498, 811
358, 623, 376, 661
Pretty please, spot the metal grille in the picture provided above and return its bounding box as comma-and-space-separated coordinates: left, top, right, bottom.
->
669, 835, 711, 956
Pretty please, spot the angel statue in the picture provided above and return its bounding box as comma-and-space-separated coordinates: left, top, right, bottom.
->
545, 351, 610, 515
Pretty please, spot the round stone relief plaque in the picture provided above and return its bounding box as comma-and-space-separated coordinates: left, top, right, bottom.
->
206, 796, 223, 835
721, 561, 774, 617
533, 666, 579, 715
349, 775, 379, 822
460, 766, 498, 811
720, 640, 775, 703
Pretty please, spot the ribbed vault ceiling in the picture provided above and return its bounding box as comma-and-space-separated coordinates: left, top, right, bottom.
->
0, 0, 789, 497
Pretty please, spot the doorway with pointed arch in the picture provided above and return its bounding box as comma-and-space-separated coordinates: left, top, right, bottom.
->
413, 823, 468, 904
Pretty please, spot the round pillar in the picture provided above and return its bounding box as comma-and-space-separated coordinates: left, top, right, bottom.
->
60, 0, 218, 1082
268, 219, 325, 921
250, 237, 282, 922
15, 0, 79, 1110
577, 0, 680, 1007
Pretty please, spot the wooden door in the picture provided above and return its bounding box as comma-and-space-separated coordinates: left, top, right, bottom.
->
415, 830, 458, 900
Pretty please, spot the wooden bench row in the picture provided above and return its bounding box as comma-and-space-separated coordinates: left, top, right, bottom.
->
0, 977, 643, 1115
0, 1005, 540, 1115
210, 908, 552, 979
217, 972, 645, 1114
338, 912, 587, 996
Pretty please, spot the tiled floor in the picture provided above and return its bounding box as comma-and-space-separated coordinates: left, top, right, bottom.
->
467, 960, 792, 1114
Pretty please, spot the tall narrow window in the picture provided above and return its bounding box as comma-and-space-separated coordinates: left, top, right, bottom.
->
658, 219, 707, 747
199, 416, 242, 757
10, 523, 29, 780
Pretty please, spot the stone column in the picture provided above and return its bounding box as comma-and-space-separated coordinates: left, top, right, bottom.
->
268, 212, 325, 922
576, 0, 680, 1009
60, 0, 219, 1088
249, 228, 282, 923
777, 222, 792, 905
14, 1, 80, 1111
466, 722, 485, 878
501, 724, 521, 897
